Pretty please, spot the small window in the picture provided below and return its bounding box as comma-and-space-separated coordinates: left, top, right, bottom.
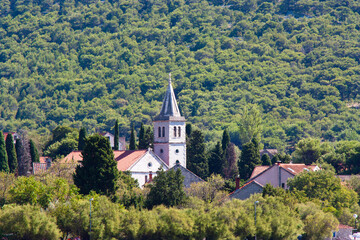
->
145, 175, 148, 183
174, 126, 177, 137
158, 127, 161, 137
162, 127, 165, 137
281, 183, 285, 188
178, 127, 181, 137
175, 149, 179, 154
175, 160, 180, 165
160, 149, 163, 153
148, 162, 152, 167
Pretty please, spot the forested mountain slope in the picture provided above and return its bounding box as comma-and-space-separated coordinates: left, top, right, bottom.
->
1, 0, 360, 150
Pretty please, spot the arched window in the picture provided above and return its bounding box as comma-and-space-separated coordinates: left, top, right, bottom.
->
174, 126, 177, 137
162, 127, 165, 137
158, 127, 161, 137
178, 127, 181, 137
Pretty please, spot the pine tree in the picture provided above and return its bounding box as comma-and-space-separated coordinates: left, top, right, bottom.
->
29, 139, 39, 163
138, 123, 146, 149
16, 137, 32, 176
129, 124, 136, 150
73, 134, 119, 196
78, 127, 87, 151
187, 129, 208, 179
238, 138, 261, 180
208, 141, 223, 175
222, 143, 239, 179
5, 134, 17, 173
114, 120, 119, 150
221, 129, 230, 152
0, 132, 9, 173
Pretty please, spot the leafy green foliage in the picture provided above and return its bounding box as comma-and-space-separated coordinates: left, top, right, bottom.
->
74, 134, 119, 196
0, 204, 61, 240
0, 0, 359, 151
0, 132, 9, 173
5, 133, 17, 173
29, 139, 39, 163
78, 127, 87, 151
114, 119, 119, 150
129, 124, 136, 150
146, 169, 186, 209
187, 129, 209, 179
44, 126, 78, 159
239, 138, 261, 180
208, 141, 223, 175
288, 170, 358, 210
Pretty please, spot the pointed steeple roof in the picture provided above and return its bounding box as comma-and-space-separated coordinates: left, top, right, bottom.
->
154, 73, 185, 121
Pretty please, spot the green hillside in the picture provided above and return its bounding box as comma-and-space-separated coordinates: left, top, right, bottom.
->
1, 0, 360, 150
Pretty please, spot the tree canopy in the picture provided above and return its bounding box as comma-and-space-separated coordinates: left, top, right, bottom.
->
73, 134, 119, 196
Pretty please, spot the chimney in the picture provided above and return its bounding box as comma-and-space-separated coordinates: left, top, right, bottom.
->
276, 160, 281, 166
235, 175, 240, 190
149, 171, 152, 181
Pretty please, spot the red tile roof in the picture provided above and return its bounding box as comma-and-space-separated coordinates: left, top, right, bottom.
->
250, 163, 319, 180
114, 150, 147, 171
279, 163, 318, 175
61, 150, 148, 171
61, 151, 83, 163
250, 166, 270, 179
338, 224, 353, 229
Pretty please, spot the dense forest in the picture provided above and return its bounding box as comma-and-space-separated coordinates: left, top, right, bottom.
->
1, 0, 360, 151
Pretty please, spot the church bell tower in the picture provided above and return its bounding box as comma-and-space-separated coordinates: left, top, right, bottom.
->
153, 74, 186, 168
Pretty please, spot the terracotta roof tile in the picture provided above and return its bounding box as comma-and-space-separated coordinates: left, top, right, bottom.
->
62, 150, 152, 171
61, 151, 83, 163
250, 166, 270, 178
338, 224, 353, 229
279, 163, 318, 175
114, 150, 147, 171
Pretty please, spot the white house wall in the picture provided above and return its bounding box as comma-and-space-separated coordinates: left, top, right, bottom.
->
128, 151, 169, 187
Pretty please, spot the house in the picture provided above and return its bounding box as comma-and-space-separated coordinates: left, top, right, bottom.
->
62, 149, 169, 187
32, 156, 52, 175
325, 224, 353, 240
229, 162, 320, 200
99, 132, 126, 150
259, 149, 278, 159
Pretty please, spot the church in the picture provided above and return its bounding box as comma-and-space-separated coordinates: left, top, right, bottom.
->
60, 74, 203, 187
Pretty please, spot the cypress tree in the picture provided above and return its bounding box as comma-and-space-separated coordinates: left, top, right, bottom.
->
238, 138, 261, 180
222, 143, 239, 179
221, 129, 230, 152
138, 123, 146, 149
208, 141, 223, 175
78, 127, 87, 151
187, 129, 208, 179
114, 120, 119, 150
129, 124, 136, 150
0, 132, 9, 173
5, 134, 17, 173
186, 123, 192, 137
144, 127, 153, 149
74, 134, 119, 195
29, 139, 39, 163
16, 137, 31, 176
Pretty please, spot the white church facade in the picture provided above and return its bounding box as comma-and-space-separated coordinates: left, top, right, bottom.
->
60, 74, 188, 187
